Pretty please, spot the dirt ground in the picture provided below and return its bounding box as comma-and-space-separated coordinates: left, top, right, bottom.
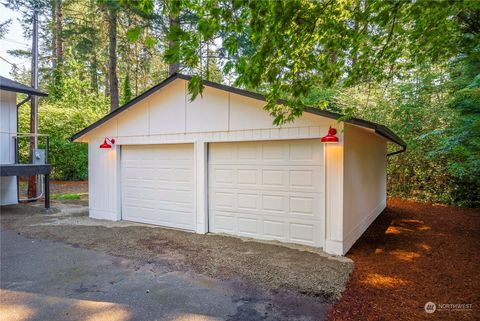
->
0, 200, 352, 303
327, 198, 480, 321
18, 179, 88, 199
49, 180, 88, 195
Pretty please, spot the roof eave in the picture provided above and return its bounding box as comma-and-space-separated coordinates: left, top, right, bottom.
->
0, 85, 48, 97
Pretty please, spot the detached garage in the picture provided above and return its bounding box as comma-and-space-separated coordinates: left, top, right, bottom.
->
71, 73, 405, 255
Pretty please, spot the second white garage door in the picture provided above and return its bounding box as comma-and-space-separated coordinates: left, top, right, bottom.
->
121, 144, 195, 230
208, 139, 325, 247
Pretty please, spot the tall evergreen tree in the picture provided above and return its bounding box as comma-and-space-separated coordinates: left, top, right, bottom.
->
122, 73, 132, 104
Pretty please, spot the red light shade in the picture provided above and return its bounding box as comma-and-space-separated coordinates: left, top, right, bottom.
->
99, 138, 115, 149
321, 127, 339, 143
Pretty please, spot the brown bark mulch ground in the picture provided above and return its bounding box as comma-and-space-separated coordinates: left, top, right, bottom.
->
327, 198, 480, 321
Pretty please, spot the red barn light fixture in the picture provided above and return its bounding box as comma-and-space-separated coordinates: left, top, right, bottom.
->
99, 137, 115, 149
321, 127, 339, 143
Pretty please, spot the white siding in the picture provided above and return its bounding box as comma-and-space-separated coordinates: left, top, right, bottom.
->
342, 124, 387, 253
88, 139, 120, 220
186, 86, 229, 132
117, 100, 149, 137
0, 90, 16, 164
0, 90, 18, 205
149, 80, 186, 135
229, 94, 323, 130
81, 79, 336, 142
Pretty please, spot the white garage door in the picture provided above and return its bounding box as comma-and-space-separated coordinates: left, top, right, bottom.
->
121, 144, 195, 230
208, 139, 324, 247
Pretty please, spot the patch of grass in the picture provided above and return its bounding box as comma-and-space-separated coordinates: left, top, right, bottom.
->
51, 193, 81, 200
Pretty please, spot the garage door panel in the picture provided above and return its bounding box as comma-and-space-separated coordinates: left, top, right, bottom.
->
210, 211, 322, 246
175, 168, 194, 182
238, 144, 259, 160
211, 212, 235, 232
238, 217, 259, 236
156, 169, 171, 182
211, 191, 323, 219
237, 169, 259, 185
212, 168, 235, 184
261, 193, 285, 213
290, 169, 317, 187
124, 210, 193, 230
123, 198, 148, 209
211, 160, 320, 167
262, 169, 286, 186
263, 220, 286, 239
138, 188, 156, 201
290, 223, 316, 244
213, 191, 235, 209
209, 143, 235, 161
290, 196, 316, 216
209, 165, 322, 193
209, 140, 324, 247
153, 188, 173, 201
123, 206, 156, 218
289, 141, 321, 161
262, 144, 285, 160
210, 141, 322, 164
237, 193, 258, 210
121, 144, 195, 230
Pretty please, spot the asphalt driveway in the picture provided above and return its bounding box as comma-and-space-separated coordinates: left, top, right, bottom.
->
1, 228, 239, 321
0, 201, 352, 321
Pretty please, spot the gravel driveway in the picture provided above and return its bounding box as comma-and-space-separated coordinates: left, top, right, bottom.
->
0, 200, 352, 320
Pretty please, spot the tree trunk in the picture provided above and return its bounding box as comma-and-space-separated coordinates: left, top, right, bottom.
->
135, 42, 139, 95
108, 6, 119, 111
55, 0, 64, 72
205, 41, 210, 80
51, 0, 57, 69
28, 9, 39, 199
91, 52, 98, 94
168, 15, 180, 76
88, 0, 98, 94
104, 65, 110, 98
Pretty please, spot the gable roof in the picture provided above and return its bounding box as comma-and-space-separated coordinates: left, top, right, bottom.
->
0, 76, 48, 96
70, 73, 406, 154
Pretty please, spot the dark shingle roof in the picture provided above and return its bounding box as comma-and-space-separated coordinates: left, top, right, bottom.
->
0, 76, 48, 96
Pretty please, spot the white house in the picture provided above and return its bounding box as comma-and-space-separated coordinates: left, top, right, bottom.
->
71, 73, 405, 255
1, 76, 50, 207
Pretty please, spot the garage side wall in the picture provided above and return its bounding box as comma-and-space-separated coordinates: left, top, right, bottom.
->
342, 124, 387, 254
